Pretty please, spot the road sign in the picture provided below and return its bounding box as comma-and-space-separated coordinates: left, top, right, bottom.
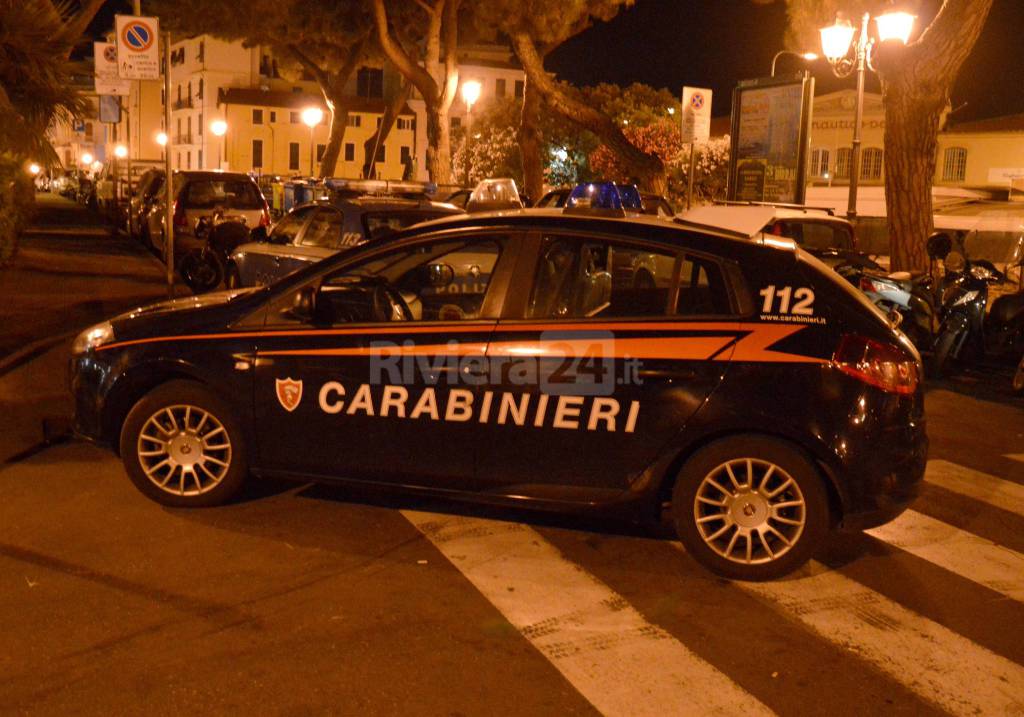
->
115, 15, 160, 80
94, 42, 130, 96
681, 86, 713, 144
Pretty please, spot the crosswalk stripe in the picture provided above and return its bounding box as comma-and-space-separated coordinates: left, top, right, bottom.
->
867, 509, 1024, 602
403, 511, 774, 717
736, 560, 1024, 716
927, 459, 1024, 517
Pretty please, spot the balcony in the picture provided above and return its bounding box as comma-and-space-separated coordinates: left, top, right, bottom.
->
172, 97, 194, 110
174, 133, 194, 145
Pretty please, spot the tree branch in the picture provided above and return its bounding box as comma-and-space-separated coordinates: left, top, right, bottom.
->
56, 0, 108, 54
286, 43, 334, 94
371, 0, 438, 102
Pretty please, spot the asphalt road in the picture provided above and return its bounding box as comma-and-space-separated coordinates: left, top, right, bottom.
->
1, 360, 1022, 715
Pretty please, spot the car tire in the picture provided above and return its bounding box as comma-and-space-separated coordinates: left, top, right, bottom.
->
119, 380, 247, 507
672, 435, 830, 581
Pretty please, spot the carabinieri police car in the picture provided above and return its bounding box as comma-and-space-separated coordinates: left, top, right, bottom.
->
69, 183, 927, 580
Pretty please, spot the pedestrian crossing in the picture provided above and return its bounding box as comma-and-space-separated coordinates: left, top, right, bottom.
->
405, 459, 1024, 716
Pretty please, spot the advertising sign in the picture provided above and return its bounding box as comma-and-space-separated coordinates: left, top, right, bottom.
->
115, 15, 160, 80
727, 74, 815, 204
681, 86, 713, 144
99, 95, 121, 124
94, 42, 130, 96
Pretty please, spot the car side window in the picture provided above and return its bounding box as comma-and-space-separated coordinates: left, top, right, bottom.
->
307, 236, 507, 324
802, 222, 850, 251
299, 208, 345, 249
527, 236, 680, 319
269, 207, 315, 245
676, 255, 733, 316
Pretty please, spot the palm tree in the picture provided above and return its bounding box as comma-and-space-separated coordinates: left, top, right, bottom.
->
1, 0, 107, 265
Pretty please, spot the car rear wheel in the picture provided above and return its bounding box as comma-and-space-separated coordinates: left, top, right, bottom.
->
120, 380, 247, 507
672, 435, 829, 581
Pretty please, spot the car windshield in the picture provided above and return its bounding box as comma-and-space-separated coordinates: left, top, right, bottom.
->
183, 178, 264, 210
361, 210, 453, 242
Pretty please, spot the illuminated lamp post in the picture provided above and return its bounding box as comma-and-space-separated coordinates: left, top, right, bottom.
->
460, 80, 482, 186
820, 10, 914, 220
210, 119, 228, 169
770, 51, 818, 77
301, 107, 325, 177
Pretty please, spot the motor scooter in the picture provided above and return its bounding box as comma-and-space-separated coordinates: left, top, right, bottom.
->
930, 229, 1024, 377
179, 210, 250, 294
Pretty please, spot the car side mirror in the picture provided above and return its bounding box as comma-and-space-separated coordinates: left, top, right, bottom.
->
285, 285, 317, 322
250, 226, 268, 243
425, 263, 455, 287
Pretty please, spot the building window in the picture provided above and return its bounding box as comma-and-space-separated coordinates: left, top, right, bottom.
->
198, 149, 203, 168
496, 78, 506, 98
811, 148, 830, 178
344, 143, 355, 162
943, 147, 967, 182
176, 84, 181, 103
835, 148, 851, 179
198, 112, 203, 135
514, 80, 524, 98
270, 111, 276, 123
197, 78, 203, 99
316, 144, 326, 162
374, 145, 385, 163
450, 116, 461, 129
357, 68, 384, 98
253, 139, 264, 169
290, 111, 299, 124
400, 146, 411, 163
197, 40, 204, 63
860, 147, 883, 180
347, 115, 361, 127
397, 117, 413, 130
289, 142, 300, 171
186, 151, 191, 170
252, 109, 264, 125
186, 116, 191, 141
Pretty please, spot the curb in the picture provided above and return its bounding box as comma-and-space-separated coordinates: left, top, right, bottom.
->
0, 331, 76, 379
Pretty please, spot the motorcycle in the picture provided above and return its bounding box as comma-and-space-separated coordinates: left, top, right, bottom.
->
179, 210, 250, 294
930, 228, 1024, 377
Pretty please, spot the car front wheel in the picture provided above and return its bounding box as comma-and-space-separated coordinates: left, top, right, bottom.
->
120, 380, 247, 507
672, 435, 829, 581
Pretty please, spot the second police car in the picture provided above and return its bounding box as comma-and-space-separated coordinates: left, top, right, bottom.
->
69, 183, 926, 581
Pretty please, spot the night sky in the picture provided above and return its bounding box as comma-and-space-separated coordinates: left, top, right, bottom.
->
548, 0, 1024, 122
84, 0, 1023, 123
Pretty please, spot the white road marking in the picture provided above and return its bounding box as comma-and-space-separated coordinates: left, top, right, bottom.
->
403, 511, 774, 717
736, 561, 1024, 717
927, 459, 1024, 517
868, 509, 1024, 602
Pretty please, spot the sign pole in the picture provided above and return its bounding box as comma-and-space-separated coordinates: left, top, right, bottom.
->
163, 31, 174, 298
686, 143, 697, 210
123, 97, 132, 233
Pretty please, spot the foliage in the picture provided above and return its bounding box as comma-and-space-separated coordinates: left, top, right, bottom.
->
583, 83, 680, 128
0, 0, 94, 265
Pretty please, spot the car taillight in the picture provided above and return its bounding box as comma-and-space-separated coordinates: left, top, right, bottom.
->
832, 334, 918, 395
260, 202, 271, 227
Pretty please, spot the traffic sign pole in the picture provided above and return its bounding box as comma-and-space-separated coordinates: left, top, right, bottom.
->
164, 31, 174, 298
687, 143, 697, 210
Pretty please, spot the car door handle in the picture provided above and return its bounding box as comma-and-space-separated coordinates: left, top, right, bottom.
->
637, 368, 696, 381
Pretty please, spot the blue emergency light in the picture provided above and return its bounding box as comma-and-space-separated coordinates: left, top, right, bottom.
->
565, 182, 644, 215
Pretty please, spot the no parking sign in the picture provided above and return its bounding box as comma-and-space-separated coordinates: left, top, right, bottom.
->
115, 15, 160, 80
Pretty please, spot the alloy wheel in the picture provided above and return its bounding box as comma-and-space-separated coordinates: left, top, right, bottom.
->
137, 404, 233, 496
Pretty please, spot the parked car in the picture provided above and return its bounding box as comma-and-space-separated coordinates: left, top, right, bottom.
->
128, 168, 167, 245
228, 195, 463, 288
141, 170, 270, 264
536, 186, 675, 218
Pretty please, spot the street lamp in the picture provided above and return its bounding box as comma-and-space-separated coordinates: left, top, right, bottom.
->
210, 119, 227, 170
28, 163, 40, 175
770, 51, 818, 77
81, 152, 93, 166
114, 144, 128, 159
301, 107, 324, 177
461, 80, 482, 186
820, 11, 914, 219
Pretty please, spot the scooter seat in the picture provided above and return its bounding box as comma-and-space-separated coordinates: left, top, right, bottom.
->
990, 292, 1024, 326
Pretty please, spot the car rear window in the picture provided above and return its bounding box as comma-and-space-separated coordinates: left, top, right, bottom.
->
183, 179, 264, 210
361, 210, 453, 242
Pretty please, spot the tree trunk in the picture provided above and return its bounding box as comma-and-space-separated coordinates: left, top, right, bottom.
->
424, 102, 452, 186
510, 32, 666, 194
881, 84, 944, 271
362, 82, 412, 179
320, 100, 349, 178
873, 0, 994, 271
519, 75, 544, 202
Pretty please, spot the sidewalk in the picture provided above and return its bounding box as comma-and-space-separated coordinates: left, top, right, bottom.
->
0, 193, 180, 362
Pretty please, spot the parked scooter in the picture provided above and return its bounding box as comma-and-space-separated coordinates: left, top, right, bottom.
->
179, 210, 250, 294
930, 229, 1024, 377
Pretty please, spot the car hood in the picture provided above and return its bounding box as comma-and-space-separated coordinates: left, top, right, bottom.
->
115, 288, 261, 320
109, 287, 267, 343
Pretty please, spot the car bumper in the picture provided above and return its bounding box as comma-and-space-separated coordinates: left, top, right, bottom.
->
69, 353, 111, 446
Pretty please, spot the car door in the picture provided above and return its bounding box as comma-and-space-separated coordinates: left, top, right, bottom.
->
252, 231, 520, 490
476, 231, 740, 496
241, 206, 317, 286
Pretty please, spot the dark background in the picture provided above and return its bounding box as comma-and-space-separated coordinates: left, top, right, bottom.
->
84, 0, 1023, 122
